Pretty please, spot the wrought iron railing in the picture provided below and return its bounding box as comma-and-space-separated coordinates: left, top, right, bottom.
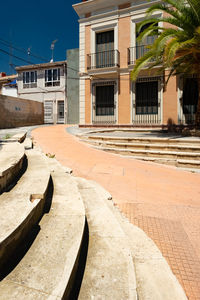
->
133, 100, 161, 124
87, 50, 120, 70
128, 36, 157, 65
128, 45, 154, 65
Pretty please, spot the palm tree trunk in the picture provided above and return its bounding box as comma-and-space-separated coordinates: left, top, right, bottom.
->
195, 77, 200, 128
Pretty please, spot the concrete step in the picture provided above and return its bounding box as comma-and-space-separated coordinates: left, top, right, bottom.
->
75, 177, 138, 300
86, 139, 200, 153
81, 134, 200, 145
105, 152, 200, 169
78, 128, 164, 136
0, 161, 86, 299
0, 143, 25, 194
96, 146, 200, 161
23, 137, 33, 150
0, 132, 27, 143
0, 149, 50, 270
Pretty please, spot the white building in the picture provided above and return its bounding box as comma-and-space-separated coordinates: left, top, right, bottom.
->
16, 61, 67, 124
0, 74, 18, 97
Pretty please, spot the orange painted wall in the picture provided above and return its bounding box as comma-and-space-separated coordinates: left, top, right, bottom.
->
163, 74, 178, 125
118, 74, 131, 124
118, 16, 131, 124
85, 79, 91, 124
118, 16, 131, 69
85, 25, 91, 73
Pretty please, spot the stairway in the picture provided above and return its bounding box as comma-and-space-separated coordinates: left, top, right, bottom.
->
79, 133, 200, 170
0, 134, 187, 299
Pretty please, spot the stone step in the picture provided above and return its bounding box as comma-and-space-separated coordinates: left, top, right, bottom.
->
81, 135, 200, 145
0, 143, 25, 194
0, 149, 50, 270
78, 128, 164, 136
23, 137, 33, 150
86, 139, 200, 153
0, 161, 86, 299
0, 132, 27, 143
75, 177, 138, 300
104, 152, 200, 170
94, 145, 200, 161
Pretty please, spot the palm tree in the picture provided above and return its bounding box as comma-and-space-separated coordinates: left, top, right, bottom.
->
131, 0, 200, 127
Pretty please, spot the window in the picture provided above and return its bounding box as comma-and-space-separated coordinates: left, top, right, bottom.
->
96, 85, 114, 116
136, 81, 158, 115
23, 71, 37, 88
183, 78, 198, 114
136, 22, 158, 59
45, 68, 60, 87
96, 30, 115, 68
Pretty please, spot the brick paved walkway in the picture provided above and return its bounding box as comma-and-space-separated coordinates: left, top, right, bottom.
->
32, 125, 200, 300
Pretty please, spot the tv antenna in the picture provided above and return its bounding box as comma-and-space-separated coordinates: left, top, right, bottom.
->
50, 39, 58, 62
27, 47, 32, 64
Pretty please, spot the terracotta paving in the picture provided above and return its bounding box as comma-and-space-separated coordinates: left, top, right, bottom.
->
32, 125, 200, 300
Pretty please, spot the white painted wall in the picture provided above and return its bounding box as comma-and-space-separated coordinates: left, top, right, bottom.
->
2, 86, 18, 97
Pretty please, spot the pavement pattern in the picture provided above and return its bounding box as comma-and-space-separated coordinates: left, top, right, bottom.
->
32, 125, 200, 300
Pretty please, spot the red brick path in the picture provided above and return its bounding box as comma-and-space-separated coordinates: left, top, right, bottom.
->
32, 125, 200, 299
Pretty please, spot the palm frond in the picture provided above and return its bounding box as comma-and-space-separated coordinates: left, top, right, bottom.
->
131, 49, 159, 81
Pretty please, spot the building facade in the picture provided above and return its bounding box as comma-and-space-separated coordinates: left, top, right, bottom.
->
73, 0, 198, 127
16, 61, 67, 124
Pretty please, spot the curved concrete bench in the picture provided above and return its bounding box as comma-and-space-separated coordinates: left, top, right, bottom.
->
75, 177, 138, 300
0, 143, 25, 194
0, 149, 50, 270
0, 159, 86, 299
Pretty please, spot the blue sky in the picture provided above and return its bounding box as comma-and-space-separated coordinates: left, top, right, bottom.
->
0, 0, 80, 75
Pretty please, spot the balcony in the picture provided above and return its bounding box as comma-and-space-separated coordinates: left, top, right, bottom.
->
128, 36, 157, 66
128, 44, 153, 65
87, 50, 120, 71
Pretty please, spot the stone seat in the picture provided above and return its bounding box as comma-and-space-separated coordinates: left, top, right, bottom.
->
0, 157, 86, 299
75, 177, 138, 300
0, 143, 25, 194
0, 149, 50, 270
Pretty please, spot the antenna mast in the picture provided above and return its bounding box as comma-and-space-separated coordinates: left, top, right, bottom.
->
50, 39, 58, 62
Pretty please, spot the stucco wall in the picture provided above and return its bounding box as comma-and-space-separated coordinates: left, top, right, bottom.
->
0, 95, 44, 129
85, 79, 91, 124
163, 74, 178, 125
67, 49, 79, 124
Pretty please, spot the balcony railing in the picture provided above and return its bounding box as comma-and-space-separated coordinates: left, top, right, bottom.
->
128, 44, 153, 65
128, 36, 157, 65
87, 50, 120, 70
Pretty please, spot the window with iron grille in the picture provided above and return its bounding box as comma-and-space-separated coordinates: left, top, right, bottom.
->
45, 68, 60, 87
96, 85, 114, 116
136, 81, 158, 115
23, 71, 37, 88
183, 78, 198, 114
